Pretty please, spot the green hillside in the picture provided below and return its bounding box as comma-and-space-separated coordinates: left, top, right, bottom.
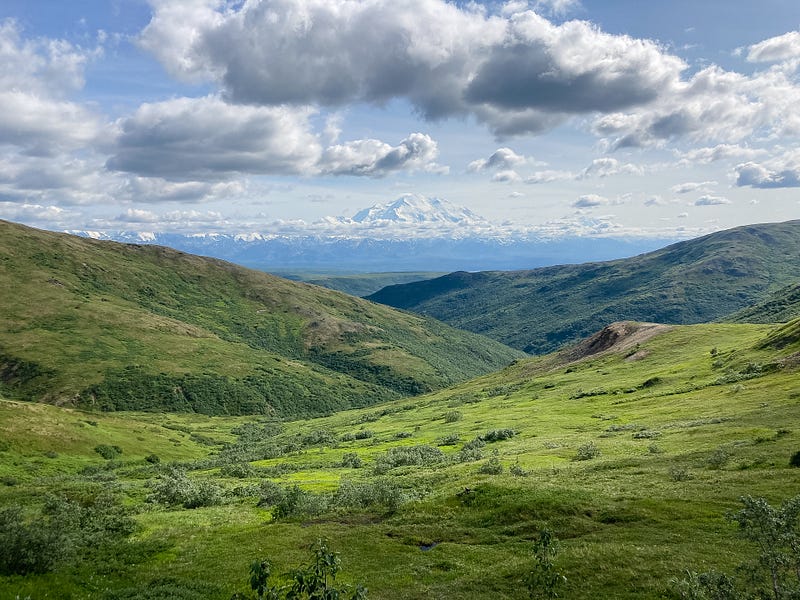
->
0, 220, 522, 417
367, 220, 800, 353
3, 319, 800, 598
726, 281, 800, 324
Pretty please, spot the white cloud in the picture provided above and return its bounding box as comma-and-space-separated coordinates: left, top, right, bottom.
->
139, 0, 686, 136
573, 194, 608, 208
321, 133, 444, 177
468, 147, 531, 172
747, 31, 800, 63
0, 20, 105, 154
670, 181, 717, 194
694, 195, 731, 206
678, 144, 765, 164
108, 96, 322, 180
579, 157, 642, 179
492, 170, 523, 183
735, 157, 800, 188
525, 169, 574, 184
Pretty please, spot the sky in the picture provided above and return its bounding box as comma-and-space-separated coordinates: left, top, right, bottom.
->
1, 0, 800, 239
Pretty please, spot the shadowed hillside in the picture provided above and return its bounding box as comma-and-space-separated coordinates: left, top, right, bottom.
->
0, 220, 522, 417
368, 221, 800, 353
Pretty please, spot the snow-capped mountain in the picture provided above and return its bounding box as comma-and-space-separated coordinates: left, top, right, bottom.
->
350, 194, 488, 226
67, 195, 676, 274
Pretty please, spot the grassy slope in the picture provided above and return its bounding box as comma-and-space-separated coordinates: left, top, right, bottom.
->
273, 271, 446, 297
0, 220, 522, 417
3, 319, 800, 598
726, 281, 800, 324
367, 220, 800, 353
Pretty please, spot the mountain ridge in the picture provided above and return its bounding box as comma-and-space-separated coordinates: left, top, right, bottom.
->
367, 220, 800, 353
0, 219, 523, 417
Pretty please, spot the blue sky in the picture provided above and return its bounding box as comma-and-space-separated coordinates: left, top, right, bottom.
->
1, 0, 799, 238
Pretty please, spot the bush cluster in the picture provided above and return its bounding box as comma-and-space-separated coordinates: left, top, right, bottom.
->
147, 467, 222, 509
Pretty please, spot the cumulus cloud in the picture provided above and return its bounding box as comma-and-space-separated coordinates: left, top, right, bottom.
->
594, 58, 800, 149
573, 194, 608, 208
468, 147, 530, 172
107, 96, 444, 181
747, 31, 800, 63
139, 0, 686, 136
0, 20, 105, 154
107, 96, 322, 180
321, 133, 444, 177
735, 158, 800, 188
694, 195, 731, 206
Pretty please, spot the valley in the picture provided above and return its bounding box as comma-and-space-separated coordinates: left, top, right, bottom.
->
2, 220, 800, 599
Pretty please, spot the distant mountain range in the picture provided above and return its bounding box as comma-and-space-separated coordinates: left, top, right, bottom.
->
367, 220, 800, 354
71, 195, 677, 273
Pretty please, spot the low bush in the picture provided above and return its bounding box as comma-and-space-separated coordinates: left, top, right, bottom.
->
147, 467, 222, 509
573, 441, 600, 461
340, 453, 363, 469
373, 445, 445, 474
482, 429, 517, 443
94, 444, 123, 460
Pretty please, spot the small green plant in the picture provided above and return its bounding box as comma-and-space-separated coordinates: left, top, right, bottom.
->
234, 539, 367, 599
706, 448, 730, 470
524, 529, 566, 599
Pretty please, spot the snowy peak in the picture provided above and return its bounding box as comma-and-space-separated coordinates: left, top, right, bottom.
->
350, 194, 487, 226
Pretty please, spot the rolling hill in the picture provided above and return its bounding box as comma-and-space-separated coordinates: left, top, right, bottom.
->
3, 317, 800, 598
726, 281, 800, 324
368, 220, 800, 353
0, 220, 523, 417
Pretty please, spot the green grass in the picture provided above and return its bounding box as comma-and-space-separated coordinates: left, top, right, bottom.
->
0, 220, 522, 417
367, 220, 800, 353
3, 320, 800, 598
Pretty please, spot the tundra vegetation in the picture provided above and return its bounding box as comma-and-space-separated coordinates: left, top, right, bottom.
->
3, 319, 800, 598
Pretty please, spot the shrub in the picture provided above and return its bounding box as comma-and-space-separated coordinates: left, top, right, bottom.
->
373, 445, 445, 474
0, 506, 69, 575
354, 429, 374, 440
478, 456, 503, 475
444, 410, 463, 423
145, 453, 161, 464
454, 437, 485, 463
394, 431, 413, 439
340, 452, 363, 469
147, 467, 222, 509
789, 450, 800, 468
669, 466, 692, 482
573, 441, 600, 461
256, 480, 287, 508
333, 478, 405, 511
271, 485, 327, 520
510, 461, 529, 477
706, 447, 731, 470
94, 444, 122, 460
221, 462, 255, 478
436, 433, 461, 446
482, 429, 517, 443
